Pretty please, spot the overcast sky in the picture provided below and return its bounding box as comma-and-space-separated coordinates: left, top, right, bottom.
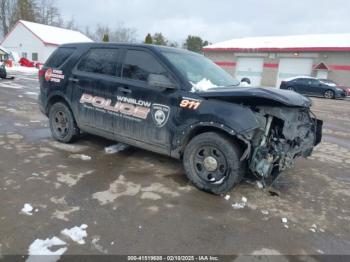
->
58, 0, 350, 44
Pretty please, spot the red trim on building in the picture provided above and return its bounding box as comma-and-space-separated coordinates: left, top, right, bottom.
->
1, 20, 60, 46
204, 47, 350, 52
329, 65, 350, 71
263, 63, 278, 68
214, 61, 236, 67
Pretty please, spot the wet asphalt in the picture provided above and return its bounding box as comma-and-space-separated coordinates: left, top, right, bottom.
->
0, 70, 350, 258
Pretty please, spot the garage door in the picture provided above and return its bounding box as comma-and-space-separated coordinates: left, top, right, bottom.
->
235, 57, 264, 86
277, 58, 313, 87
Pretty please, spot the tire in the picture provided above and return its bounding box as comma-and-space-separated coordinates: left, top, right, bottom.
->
183, 132, 245, 195
287, 86, 295, 91
49, 102, 79, 143
324, 90, 335, 99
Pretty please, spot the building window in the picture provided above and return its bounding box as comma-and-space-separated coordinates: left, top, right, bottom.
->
21, 52, 27, 58
32, 53, 38, 61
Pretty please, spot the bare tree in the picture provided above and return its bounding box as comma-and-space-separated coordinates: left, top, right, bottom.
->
90, 22, 137, 43
110, 22, 137, 43
93, 24, 110, 41
36, 0, 61, 26
0, 0, 17, 37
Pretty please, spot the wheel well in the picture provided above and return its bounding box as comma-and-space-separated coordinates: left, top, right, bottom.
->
46, 95, 70, 115
180, 126, 247, 159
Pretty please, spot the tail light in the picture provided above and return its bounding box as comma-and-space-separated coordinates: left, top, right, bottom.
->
38, 68, 46, 78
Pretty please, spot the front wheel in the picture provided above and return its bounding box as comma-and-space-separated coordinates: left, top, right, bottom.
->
49, 102, 79, 143
324, 90, 335, 99
183, 132, 245, 195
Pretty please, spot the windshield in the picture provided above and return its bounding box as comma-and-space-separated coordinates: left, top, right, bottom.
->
162, 50, 240, 92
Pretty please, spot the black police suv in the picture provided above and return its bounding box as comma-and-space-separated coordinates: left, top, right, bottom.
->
280, 76, 347, 99
39, 43, 323, 194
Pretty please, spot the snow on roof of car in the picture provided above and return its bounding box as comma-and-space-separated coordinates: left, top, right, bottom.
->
204, 34, 350, 51
283, 76, 317, 82
18, 20, 93, 45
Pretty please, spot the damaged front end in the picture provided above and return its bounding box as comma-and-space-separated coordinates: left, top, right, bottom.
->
244, 106, 323, 186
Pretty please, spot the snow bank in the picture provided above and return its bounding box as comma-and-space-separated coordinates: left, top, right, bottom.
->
61, 224, 88, 244
191, 78, 218, 92
27, 237, 67, 262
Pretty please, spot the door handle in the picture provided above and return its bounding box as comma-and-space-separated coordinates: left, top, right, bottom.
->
69, 77, 79, 83
119, 87, 132, 94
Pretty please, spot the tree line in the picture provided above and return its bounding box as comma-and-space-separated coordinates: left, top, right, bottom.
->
0, 0, 210, 53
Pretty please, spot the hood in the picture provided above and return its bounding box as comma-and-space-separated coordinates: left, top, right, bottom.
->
197, 87, 312, 107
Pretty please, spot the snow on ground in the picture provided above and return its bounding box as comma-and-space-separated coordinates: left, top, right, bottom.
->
6, 66, 38, 74
27, 237, 67, 262
232, 197, 248, 209
69, 154, 92, 161
61, 224, 88, 244
104, 143, 129, 154
21, 203, 34, 216
191, 78, 218, 92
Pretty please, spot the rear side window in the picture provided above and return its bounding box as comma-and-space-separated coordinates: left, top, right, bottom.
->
46, 47, 75, 68
77, 48, 120, 76
122, 50, 167, 81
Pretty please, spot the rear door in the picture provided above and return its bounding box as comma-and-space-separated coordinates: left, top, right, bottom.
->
70, 47, 122, 133
116, 48, 180, 152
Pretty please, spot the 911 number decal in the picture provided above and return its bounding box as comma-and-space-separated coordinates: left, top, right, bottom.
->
180, 99, 201, 110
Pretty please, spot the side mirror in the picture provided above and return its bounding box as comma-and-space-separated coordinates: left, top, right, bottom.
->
147, 74, 176, 90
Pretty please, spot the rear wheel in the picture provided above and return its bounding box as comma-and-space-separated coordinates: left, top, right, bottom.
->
183, 132, 245, 195
324, 90, 335, 99
49, 102, 79, 143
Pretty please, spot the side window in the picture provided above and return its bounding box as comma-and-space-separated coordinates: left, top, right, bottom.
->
46, 47, 75, 68
122, 50, 167, 82
77, 48, 120, 77
295, 79, 307, 85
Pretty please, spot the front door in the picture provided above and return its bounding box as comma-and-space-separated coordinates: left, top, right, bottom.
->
115, 48, 180, 153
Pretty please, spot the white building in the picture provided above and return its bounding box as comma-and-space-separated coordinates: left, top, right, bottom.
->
1, 20, 92, 64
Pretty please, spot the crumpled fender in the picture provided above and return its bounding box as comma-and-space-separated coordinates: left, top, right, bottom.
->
171, 99, 260, 155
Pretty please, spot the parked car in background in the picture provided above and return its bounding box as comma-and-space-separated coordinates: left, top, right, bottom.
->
280, 76, 347, 99
320, 79, 350, 97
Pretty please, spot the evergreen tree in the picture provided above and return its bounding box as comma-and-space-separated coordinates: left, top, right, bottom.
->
184, 35, 209, 53
152, 32, 167, 46
144, 33, 153, 44
102, 33, 109, 42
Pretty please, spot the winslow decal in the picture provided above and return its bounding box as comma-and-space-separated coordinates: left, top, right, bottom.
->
79, 93, 151, 120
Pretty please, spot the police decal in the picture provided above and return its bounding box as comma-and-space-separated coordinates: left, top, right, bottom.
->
151, 104, 170, 128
